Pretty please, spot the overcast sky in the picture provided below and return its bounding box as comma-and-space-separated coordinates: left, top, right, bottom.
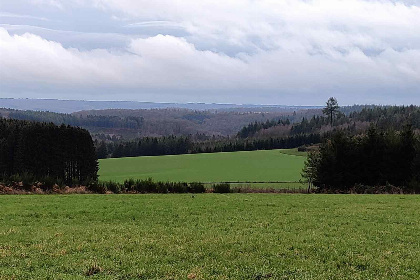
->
0, 0, 419, 105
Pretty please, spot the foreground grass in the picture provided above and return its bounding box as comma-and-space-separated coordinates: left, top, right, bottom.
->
0, 194, 418, 279
99, 149, 306, 183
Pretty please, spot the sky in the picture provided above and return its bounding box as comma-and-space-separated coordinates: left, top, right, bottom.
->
0, 0, 420, 105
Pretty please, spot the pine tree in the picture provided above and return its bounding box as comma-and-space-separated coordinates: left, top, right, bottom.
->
322, 97, 340, 126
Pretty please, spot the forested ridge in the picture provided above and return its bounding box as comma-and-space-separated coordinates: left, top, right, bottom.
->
1, 104, 387, 142
0, 118, 98, 186
0, 108, 303, 138
238, 105, 420, 138
0, 109, 144, 129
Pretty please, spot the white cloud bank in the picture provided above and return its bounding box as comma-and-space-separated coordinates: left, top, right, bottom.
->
1, 0, 420, 104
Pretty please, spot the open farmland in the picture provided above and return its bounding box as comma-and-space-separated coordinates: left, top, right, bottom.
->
98, 149, 306, 185
0, 194, 418, 279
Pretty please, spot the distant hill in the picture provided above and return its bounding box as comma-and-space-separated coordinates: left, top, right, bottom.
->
0, 107, 318, 139
0, 98, 321, 114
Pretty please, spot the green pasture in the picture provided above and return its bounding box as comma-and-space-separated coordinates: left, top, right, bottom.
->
0, 194, 418, 279
99, 149, 306, 183
278, 149, 308, 157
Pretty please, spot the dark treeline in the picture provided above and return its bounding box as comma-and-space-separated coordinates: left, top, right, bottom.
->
97, 133, 322, 159
102, 136, 192, 158
192, 133, 321, 154
4, 110, 144, 129
303, 125, 420, 193
0, 118, 98, 185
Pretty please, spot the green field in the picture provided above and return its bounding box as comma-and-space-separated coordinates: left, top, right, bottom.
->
99, 149, 306, 183
0, 194, 418, 279
278, 149, 308, 157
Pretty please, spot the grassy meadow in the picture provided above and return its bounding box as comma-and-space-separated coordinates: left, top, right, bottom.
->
0, 194, 419, 279
98, 149, 307, 184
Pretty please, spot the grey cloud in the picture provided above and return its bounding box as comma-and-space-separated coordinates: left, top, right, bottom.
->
0, 0, 419, 105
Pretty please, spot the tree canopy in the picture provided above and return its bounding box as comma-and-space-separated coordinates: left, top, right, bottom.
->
0, 118, 98, 185
322, 97, 340, 126
303, 125, 420, 193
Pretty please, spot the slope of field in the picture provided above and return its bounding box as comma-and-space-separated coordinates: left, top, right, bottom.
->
0, 194, 418, 279
99, 149, 306, 183
279, 149, 308, 157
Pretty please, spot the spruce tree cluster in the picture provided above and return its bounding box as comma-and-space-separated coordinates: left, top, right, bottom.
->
303, 125, 420, 193
0, 118, 98, 185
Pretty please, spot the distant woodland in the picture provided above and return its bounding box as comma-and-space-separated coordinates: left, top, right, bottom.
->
0, 107, 317, 139
238, 105, 420, 138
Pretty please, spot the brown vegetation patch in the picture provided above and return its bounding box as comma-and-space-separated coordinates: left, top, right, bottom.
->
232, 187, 309, 194
0, 184, 91, 195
